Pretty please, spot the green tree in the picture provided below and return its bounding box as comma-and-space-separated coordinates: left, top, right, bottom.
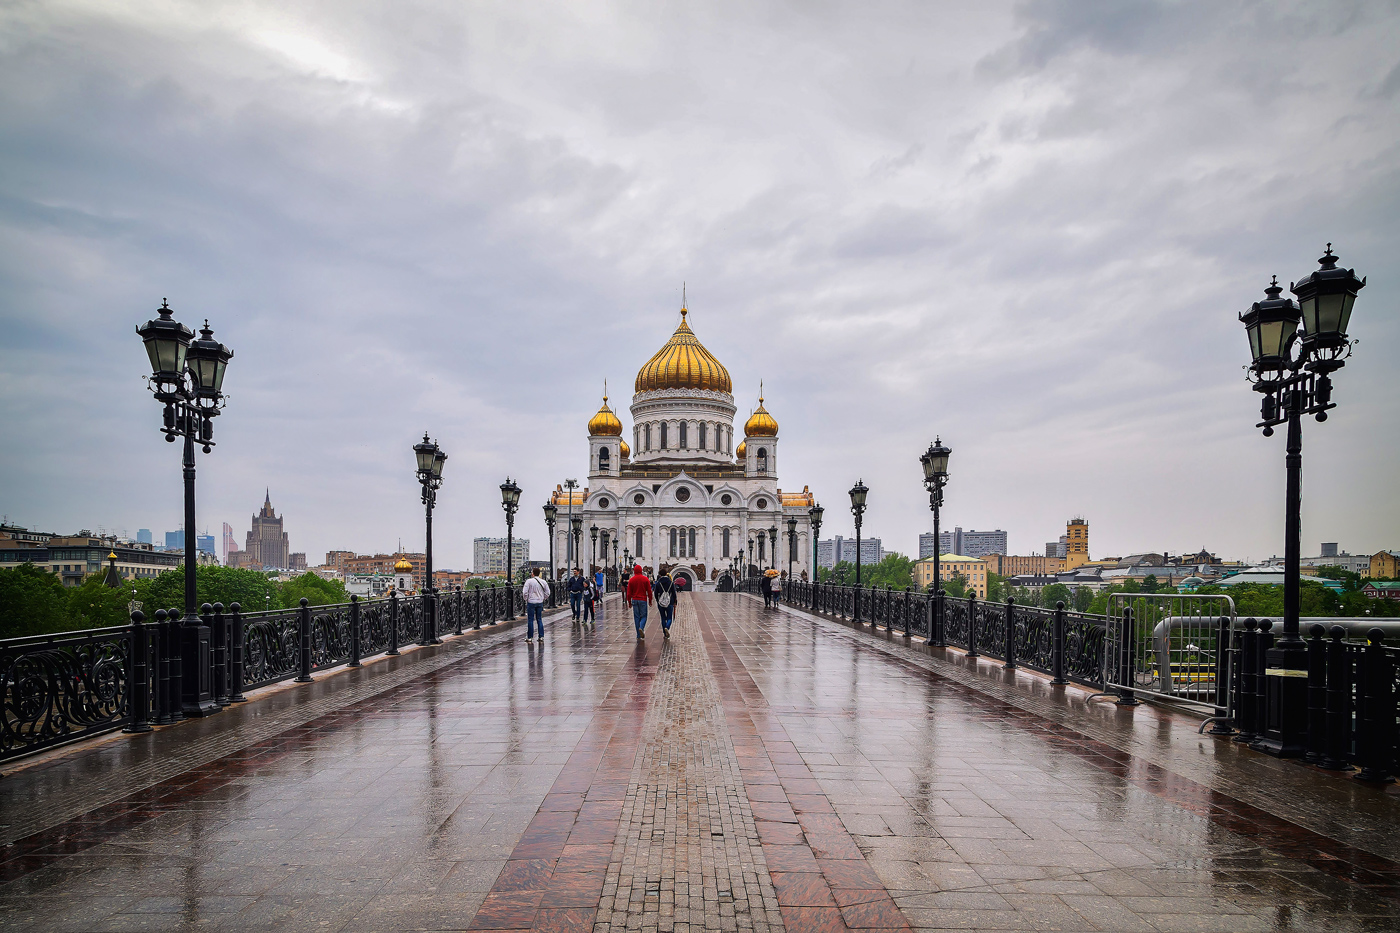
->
986, 572, 1007, 603
1315, 565, 1363, 592
1140, 574, 1159, 594
1073, 586, 1094, 612
0, 563, 73, 638
279, 572, 349, 608
940, 575, 968, 598
1041, 583, 1072, 609
138, 565, 279, 615
68, 575, 139, 630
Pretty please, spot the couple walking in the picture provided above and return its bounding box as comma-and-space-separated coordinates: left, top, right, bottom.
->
625, 564, 679, 640
566, 568, 599, 627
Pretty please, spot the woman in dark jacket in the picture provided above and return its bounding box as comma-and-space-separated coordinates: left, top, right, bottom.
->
653, 570, 677, 638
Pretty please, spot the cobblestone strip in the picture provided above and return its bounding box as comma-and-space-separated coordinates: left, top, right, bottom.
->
595, 599, 784, 933
0, 603, 580, 849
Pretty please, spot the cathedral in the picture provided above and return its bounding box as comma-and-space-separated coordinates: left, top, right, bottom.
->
550, 304, 817, 591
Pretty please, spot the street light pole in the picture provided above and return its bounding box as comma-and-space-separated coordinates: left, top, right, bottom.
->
809, 505, 823, 583
500, 478, 521, 618
590, 525, 599, 579
543, 502, 558, 586
786, 517, 797, 587
1238, 247, 1365, 757
414, 435, 448, 644
848, 480, 868, 623
563, 478, 578, 576
920, 439, 951, 647
136, 303, 232, 719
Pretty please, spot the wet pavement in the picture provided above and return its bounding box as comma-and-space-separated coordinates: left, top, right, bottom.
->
1, 594, 1397, 932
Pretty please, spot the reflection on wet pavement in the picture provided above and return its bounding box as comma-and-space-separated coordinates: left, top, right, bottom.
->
0, 594, 1395, 932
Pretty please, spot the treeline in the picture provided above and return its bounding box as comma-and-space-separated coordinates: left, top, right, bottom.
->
0, 564, 351, 640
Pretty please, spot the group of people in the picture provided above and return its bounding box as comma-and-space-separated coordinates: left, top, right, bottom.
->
522, 565, 685, 643
626, 564, 680, 640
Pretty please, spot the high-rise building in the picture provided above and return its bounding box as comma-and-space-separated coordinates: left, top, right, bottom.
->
324, 550, 356, 572
244, 490, 291, 569
137, 529, 153, 545
1065, 518, 1089, 571
289, 553, 307, 571
197, 533, 216, 557
933, 527, 1007, 559
474, 538, 530, 576
817, 536, 882, 569
164, 530, 184, 551
222, 522, 238, 560
1320, 542, 1339, 558
1046, 539, 1067, 559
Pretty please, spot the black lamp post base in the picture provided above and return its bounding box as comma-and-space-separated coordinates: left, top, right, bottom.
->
180, 623, 222, 718
1252, 644, 1308, 758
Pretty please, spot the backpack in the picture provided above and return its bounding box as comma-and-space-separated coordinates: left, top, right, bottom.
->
657, 579, 674, 608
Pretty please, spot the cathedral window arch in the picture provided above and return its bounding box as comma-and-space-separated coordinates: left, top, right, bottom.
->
598, 447, 610, 471
635, 527, 644, 557
679, 421, 688, 449
660, 422, 668, 449
670, 528, 677, 558
688, 528, 696, 557
644, 423, 652, 451
722, 528, 731, 557
757, 447, 768, 472
698, 422, 707, 450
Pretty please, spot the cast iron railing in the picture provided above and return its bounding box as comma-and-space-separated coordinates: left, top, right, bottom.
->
0, 579, 552, 764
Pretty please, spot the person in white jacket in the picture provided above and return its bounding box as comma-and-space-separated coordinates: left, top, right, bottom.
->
522, 567, 551, 643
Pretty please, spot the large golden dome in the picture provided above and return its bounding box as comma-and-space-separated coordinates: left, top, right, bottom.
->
743, 391, 778, 437
634, 308, 732, 394
587, 392, 623, 436
394, 556, 413, 572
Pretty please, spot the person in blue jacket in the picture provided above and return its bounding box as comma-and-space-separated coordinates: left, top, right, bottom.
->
567, 568, 587, 622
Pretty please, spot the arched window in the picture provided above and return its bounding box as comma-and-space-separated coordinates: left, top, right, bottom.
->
661, 422, 668, 449
722, 528, 731, 557
635, 527, 644, 557
680, 422, 688, 448
644, 423, 652, 451
598, 447, 610, 470
757, 447, 768, 472
669, 528, 678, 558
699, 423, 707, 450
758, 535, 766, 560
688, 528, 696, 557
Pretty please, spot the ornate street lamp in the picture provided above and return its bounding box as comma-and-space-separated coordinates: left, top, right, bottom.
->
808, 504, 824, 582
768, 526, 778, 573
500, 478, 521, 618
543, 501, 558, 584
563, 478, 579, 575
748, 537, 755, 576
738, 548, 746, 582
570, 515, 584, 580
849, 480, 868, 622
590, 524, 599, 576
1238, 246, 1365, 757
786, 517, 798, 586
920, 437, 950, 646
414, 434, 448, 643
136, 302, 232, 719
612, 538, 619, 590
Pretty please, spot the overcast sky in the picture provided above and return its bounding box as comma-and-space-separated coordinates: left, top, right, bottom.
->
2, 0, 1397, 570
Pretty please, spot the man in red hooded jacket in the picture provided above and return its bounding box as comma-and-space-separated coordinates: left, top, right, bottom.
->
626, 564, 652, 640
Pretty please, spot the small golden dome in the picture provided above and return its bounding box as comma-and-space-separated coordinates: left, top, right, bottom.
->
620, 439, 631, 459
394, 556, 413, 572
635, 307, 732, 394
107, 551, 118, 560
736, 439, 747, 459
743, 390, 778, 437
588, 392, 623, 436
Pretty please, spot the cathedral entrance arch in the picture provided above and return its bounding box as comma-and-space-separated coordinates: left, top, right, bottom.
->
672, 567, 696, 590
717, 573, 735, 593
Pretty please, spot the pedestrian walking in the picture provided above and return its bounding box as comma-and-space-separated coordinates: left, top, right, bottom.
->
654, 569, 677, 638
626, 563, 652, 640
581, 574, 597, 627
765, 572, 780, 609
594, 567, 606, 595
522, 567, 550, 644
762, 572, 773, 609
567, 568, 586, 622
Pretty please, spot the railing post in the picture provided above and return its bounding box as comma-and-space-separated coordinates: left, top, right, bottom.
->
211, 602, 228, 707
388, 591, 401, 656
928, 589, 943, 647
1321, 625, 1351, 770
1305, 624, 1327, 764
455, 586, 463, 636
295, 598, 313, 683
1235, 619, 1259, 744
1355, 628, 1395, 784
903, 586, 912, 637
124, 610, 152, 734
966, 593, 979, 659
1051, 601, 1067, 685
1004, 597, 1017, 669
348, 595, 362, 668
1115, 606, 1138, 706
153, 609, 172, 724
474, 585, 483, 630
420, 592, 433, 647
228, 602, 246, 702
853, 582, 861, 624
1208, 615, 1233, 734
1251, 620, 1272, 741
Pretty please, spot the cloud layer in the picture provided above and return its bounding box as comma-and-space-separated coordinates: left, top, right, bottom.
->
2, 0, 1397, 567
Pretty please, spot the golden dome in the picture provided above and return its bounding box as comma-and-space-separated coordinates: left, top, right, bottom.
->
620, 439, 631, 459
588, 391, 623, 436
394, 556, 413, 572
743, 390, 778, 437
736, 439, 747, 459
635, 308, 732, 394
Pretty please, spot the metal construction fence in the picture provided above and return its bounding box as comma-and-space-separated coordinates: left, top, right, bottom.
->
742, 577, 1396, 781
0, 580, 548, 764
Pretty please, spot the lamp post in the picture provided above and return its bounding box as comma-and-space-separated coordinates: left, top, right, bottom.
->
768, 526, 778, 574
920, 437, 951, 641
571, 516, 583, 581
563, 478, 579, 575
1239, 246, 1365, 757
543, 501, 558, 585
500, 478, 521, 618
136, 301, 232, 719
809, 505, 823, 583
624, 547, 632, 579
738, 548, 746, 584
748, 537, 755, 576
612, 539, 619, 590
786, 517, 797, 586
414, 435, 448, 643
590, 525, 599, 577
849, 480, 868, 623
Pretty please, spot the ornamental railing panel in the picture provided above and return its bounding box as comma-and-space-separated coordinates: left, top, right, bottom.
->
309, 605, 352, 673
242, 608, 303, 690
1, 626, 132, 761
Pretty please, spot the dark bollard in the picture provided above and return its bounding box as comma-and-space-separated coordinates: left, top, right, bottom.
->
154, 609, 173, 725
1321, 625, 1352, 770
295, 598, 313, 683
1115, 607, 1138, 706
474, 585, 483, 631
1355, 628, 1395, 784
903, 586, 912, 637
1208, 616, 1234, 735
166, 606, 185, 722
966, 593, 980, 659
1004, 597, 1017, 669
388, 591, 401, 655
211, 602, 228, 707
1305, 624, 1327, 764
1051, 601, 1067, 686
124, 610, 153, 734
1249, 620, 1273, 744
1235, 619, 1259, 743
420, 592, 434, 647
454, 586, 463, 636
348, 596, 362, 668
228, 603, 246, 702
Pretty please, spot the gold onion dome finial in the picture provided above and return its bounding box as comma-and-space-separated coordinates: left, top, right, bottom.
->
588, 381, 623, 436
620, 438, 630, 458
736, 439, 747, 459
743, 383, 778, 437
634, 303, 733, 394
394, 556, 413, 572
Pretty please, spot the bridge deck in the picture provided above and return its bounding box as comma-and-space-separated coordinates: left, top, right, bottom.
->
1, 594, 1396, 932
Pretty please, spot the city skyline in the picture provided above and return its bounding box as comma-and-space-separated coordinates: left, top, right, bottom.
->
1, 4, 1397, 570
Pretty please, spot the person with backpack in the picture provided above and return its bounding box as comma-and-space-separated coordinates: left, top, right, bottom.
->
521, 567, 550, 644
625, 564, 652, 639
567, 568, 587, 622
653, 569, 677, 638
